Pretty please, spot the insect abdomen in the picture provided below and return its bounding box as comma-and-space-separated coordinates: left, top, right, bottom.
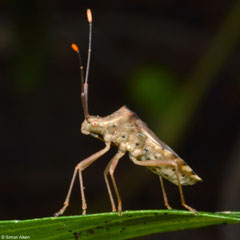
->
136, 146, 202, 186
148, 156, 202, 186
101, 106, 202, 186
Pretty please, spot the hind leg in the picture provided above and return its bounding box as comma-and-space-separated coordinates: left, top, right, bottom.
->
130, 156, 198, 215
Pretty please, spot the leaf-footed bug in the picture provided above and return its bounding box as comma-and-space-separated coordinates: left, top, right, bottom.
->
55, 9, 202, 217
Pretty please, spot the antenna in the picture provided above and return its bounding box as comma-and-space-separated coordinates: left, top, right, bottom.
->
71, 9, 93, 121
85, 9, 92, 84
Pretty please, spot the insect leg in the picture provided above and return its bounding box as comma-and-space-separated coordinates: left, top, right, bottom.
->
104, 160, 117, 212
54, 167, 78, 217
173, 162, 198, 215
129, 156, 198, 215
104, 151, 125, 215
159, 176, 172, 210
54, 143, 110, 217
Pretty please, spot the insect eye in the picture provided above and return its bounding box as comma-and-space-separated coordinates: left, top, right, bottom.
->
91, 120, 98, 127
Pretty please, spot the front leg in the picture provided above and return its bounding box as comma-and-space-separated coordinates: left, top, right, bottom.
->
54, 143, 110, 217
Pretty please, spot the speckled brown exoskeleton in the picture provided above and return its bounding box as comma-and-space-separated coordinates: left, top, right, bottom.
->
55, 9, 202, 217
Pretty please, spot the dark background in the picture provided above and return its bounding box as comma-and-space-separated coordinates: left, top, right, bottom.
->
0, 0, 240, 239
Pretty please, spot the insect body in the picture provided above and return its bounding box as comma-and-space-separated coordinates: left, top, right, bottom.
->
55, 9, 202, 217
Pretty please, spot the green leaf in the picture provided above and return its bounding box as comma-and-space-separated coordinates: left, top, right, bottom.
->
1, 210, 239, 240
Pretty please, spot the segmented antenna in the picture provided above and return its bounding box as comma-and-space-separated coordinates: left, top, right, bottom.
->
71, 9, 93, 121
85, 9, 92, 84
71, 43, 84, 95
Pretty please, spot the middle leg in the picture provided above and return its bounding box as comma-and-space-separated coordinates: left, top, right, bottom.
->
159, 176, 172, 210
104, 150, 125, 215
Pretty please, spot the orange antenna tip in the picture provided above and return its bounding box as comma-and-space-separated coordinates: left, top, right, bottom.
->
87, 9, 92, 23
71, 43, 79, 52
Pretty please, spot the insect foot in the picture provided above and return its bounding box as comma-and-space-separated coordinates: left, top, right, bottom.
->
182, 203, 198, 215
54, 202, 69, 217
